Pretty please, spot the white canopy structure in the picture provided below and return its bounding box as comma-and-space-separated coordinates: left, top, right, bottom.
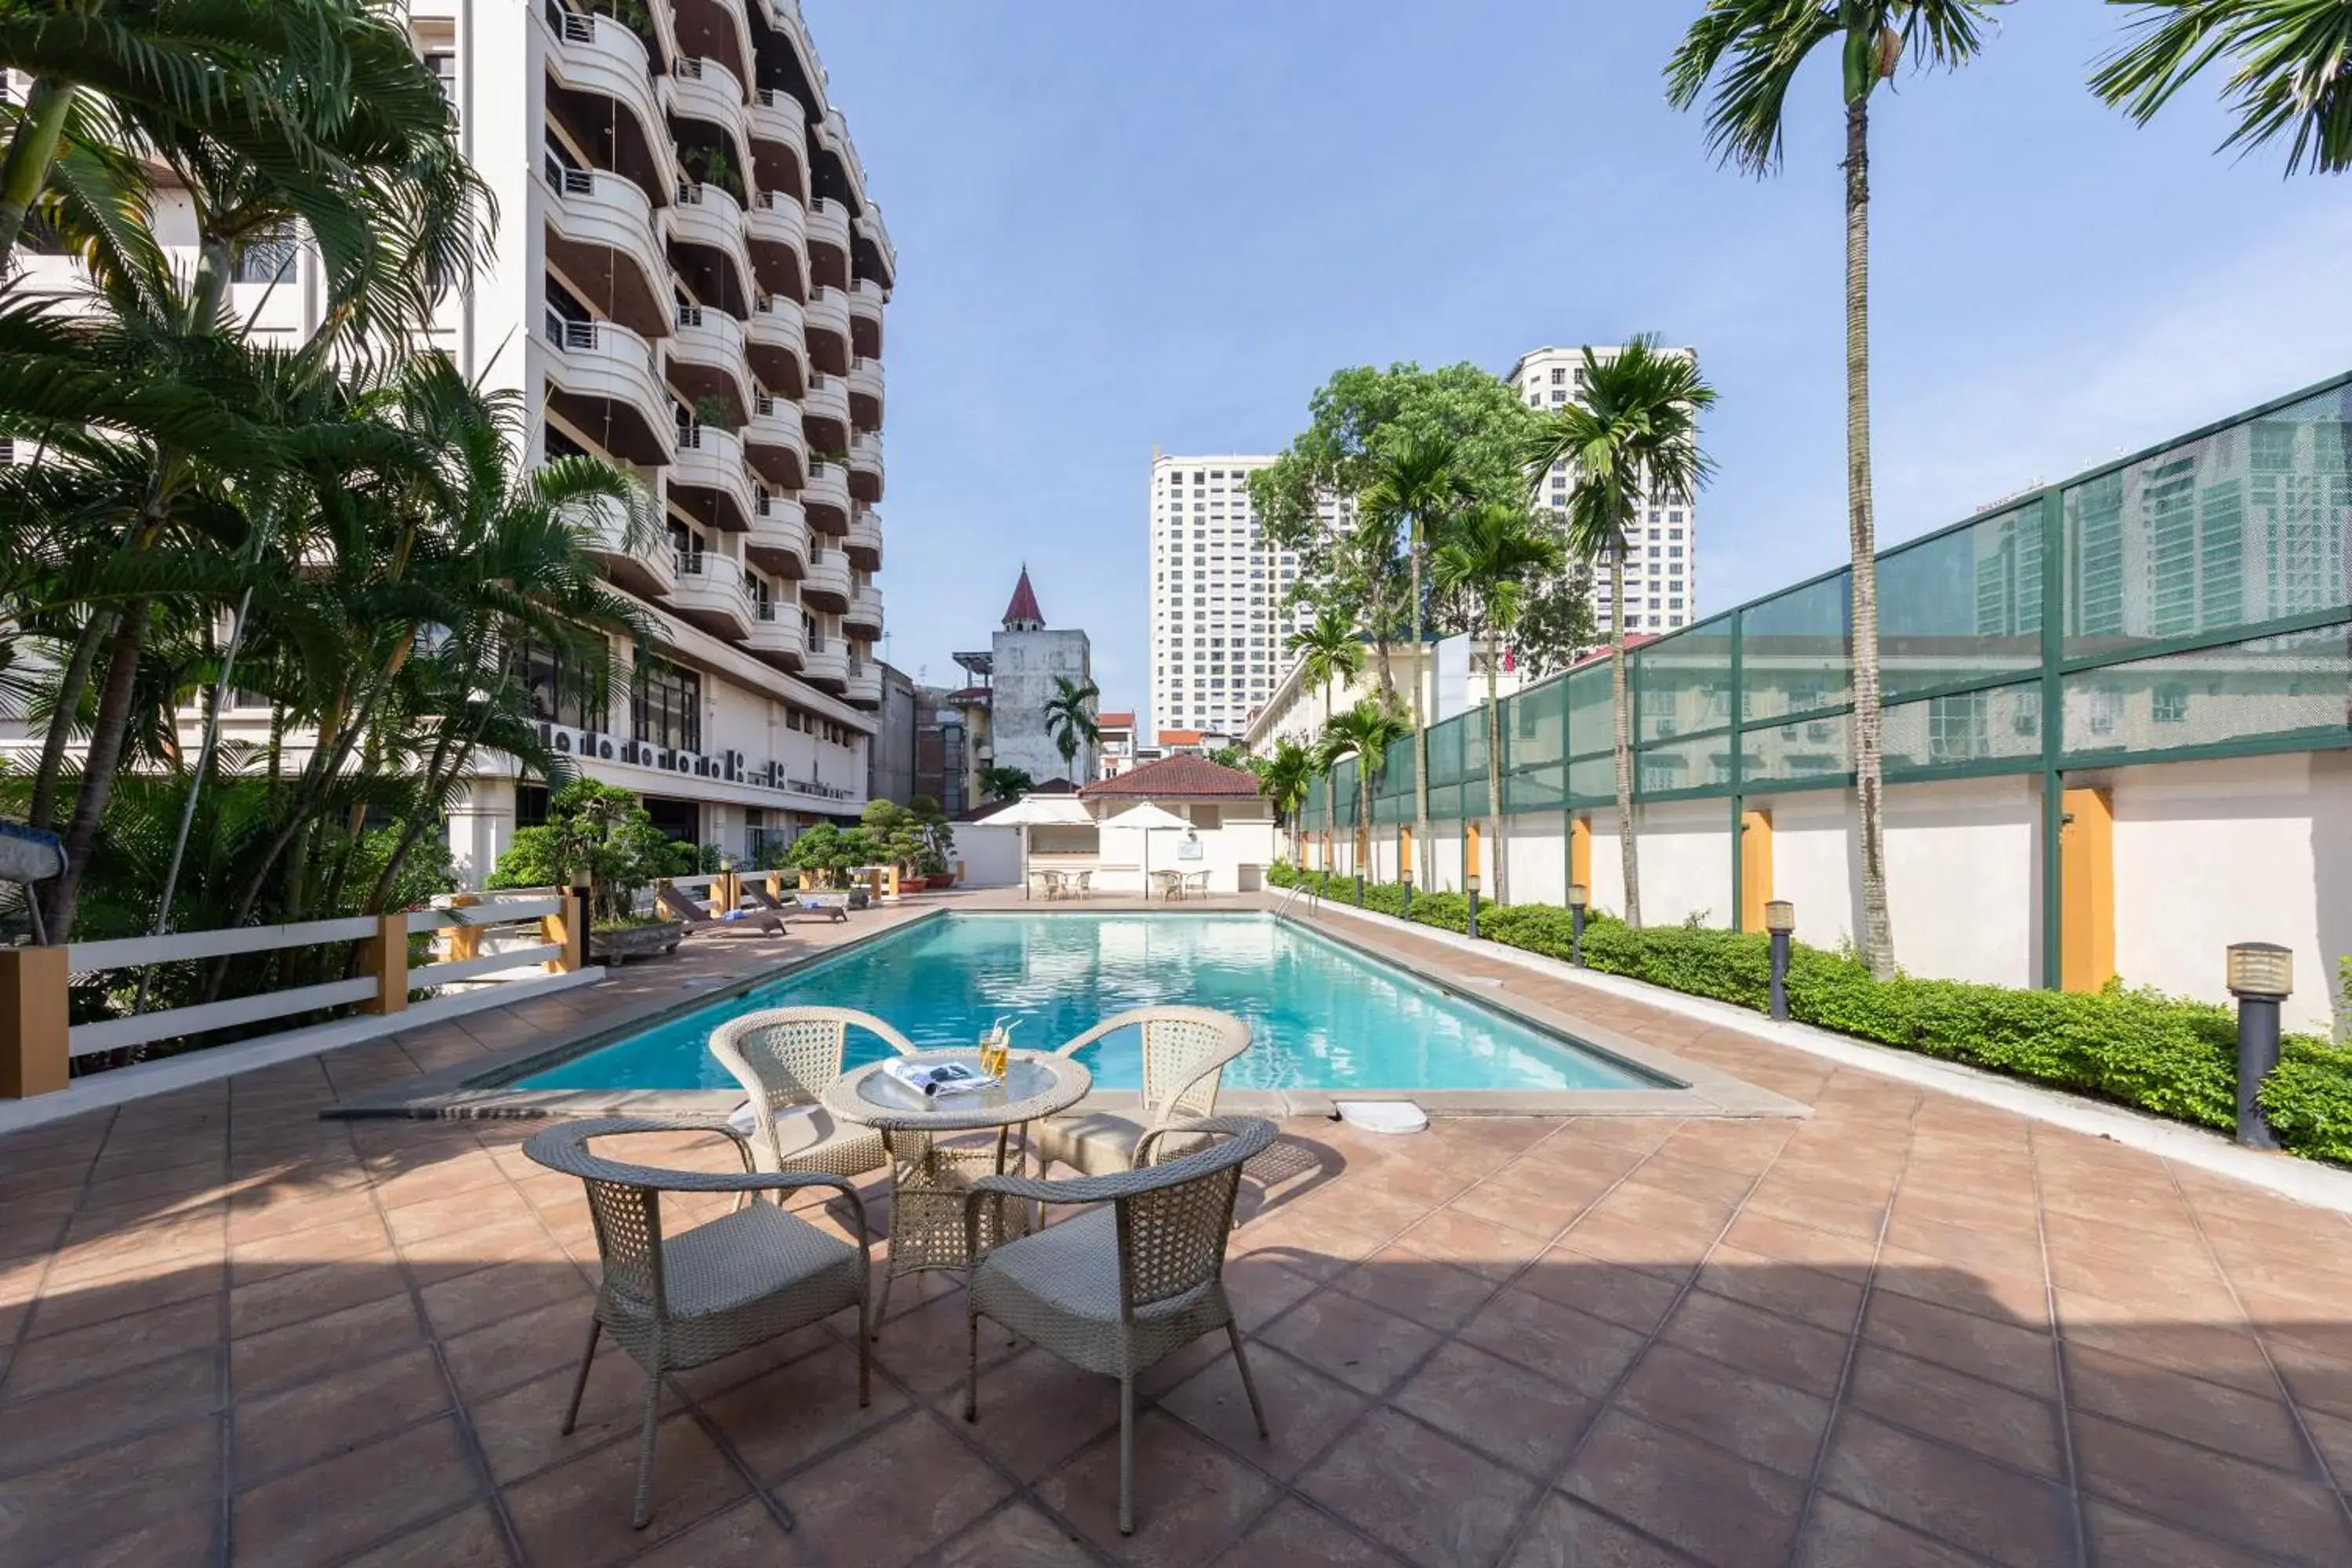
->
975, 794, 1098, 897
1097, 802, 1192, 892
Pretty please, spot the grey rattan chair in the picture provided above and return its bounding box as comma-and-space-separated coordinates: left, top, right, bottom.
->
709, 1007, 923, 1203
962, 1116, 1279, 1534
1033, 1007, 1250, 1178
523, 1116, 872, 1530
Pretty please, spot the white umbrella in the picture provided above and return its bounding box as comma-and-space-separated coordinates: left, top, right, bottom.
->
1098, 801, 1190, 895
975, 794, 1098, 897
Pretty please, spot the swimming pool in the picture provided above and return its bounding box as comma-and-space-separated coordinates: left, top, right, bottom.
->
515, 912, 1668, 1094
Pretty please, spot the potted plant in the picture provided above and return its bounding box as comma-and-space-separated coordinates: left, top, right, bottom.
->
487, 779, 687, 961
785, 822, 881, 898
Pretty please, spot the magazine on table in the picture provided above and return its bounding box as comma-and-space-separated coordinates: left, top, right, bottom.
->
883, 1058, 997, 1098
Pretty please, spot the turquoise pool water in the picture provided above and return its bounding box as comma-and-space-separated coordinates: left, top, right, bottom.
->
516, 913, 1662, 1094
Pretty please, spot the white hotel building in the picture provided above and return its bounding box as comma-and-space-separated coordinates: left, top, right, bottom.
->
1147, 456, 1345, 738
1512, 344, 1700, 636
5, 0, 894, 877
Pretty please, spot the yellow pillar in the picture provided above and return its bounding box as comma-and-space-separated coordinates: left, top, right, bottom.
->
1398, 824, 1414, 883
1466, 822, 1482, 884
446, 892, 481, 964
882, 864, 900, 902
542, 887, 587, 974
0, 946, 70, 1098
766, 869, 785, 902
357, 913, 410, 1014
1570, 815, 1592, 891
2061, 787, 2116, 993
1739, 810, 1773, 932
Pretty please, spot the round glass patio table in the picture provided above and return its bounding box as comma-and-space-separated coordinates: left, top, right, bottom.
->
822, 1050, 1091, 1326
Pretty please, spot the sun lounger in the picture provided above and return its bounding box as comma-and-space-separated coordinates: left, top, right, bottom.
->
746, 883, 851, 924
655, 885, 790, 937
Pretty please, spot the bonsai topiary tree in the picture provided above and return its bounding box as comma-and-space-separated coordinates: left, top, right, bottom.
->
487, 779, 678, 923
784, 822, 881, 888
863, 798, 957, 878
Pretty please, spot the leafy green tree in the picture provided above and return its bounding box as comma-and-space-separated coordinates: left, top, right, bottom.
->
1317, 697, 1412, 875
1360, 429, 1468, 890
1041, 674, 1100, 784
1284, 604, 1367, 853
978, 764, 1035, 801
2092, 0, 2352, 174
861, 798, 954, 875
1668, 1, 1998, 975
1508, 561, 1602, 678
487, 780, 676, 924
1526, 339, 1717, 930
785, 822, 883, 887
1254, 737, 1316, 866
1432, 503, 1566, 904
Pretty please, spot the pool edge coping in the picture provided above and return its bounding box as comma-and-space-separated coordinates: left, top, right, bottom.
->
323, 901, 1809, 1123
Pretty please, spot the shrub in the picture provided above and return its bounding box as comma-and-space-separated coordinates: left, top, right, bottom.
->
1265, 869, 2352, 1167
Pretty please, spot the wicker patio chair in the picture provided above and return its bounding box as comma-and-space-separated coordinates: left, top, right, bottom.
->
1033, 1007, 1250, 1178
523, 1116, 872, 1530
709, 1008, 922, 1211
962, 1115, 1279, 1534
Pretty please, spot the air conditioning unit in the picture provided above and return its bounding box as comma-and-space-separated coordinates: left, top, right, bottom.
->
599, 737, 615, 760
554, 728, 574, 753
657, 749, 675, 770
725, 750, 746, 782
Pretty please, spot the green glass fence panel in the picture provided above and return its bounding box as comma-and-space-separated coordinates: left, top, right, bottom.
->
1739, 711, 1853, 785
1507, 681, 1565, 771
1632, 614, 1734, 741
1426, 713, 1468, 788
1373, 770, 1409, 825
1377, 745, 1414, 804
2063, 385, 2352, 661
2060, 619, 2352, 757
1568, 752, 1617, 803
1330, 759, 1359, 826
1740, 571, 1852, 721
1635, 734, 1736, 795
1504, 764, 1566, 814
1882, 683, 2042, 774
1878, 503, 2045, 700
1426, 781, 1463, 822
1461, 708, 1489, 786
1566, 659, 1616, 760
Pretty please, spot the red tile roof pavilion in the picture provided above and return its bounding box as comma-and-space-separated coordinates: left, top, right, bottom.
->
1078, 753, 1261, 800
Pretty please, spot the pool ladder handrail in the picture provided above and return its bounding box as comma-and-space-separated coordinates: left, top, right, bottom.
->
1276, 880, 1323, 920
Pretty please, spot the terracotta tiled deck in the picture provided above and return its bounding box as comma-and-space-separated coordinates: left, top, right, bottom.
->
5, 900, 2352, 1566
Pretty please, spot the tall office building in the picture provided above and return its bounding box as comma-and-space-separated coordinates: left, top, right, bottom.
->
1147, 455, 1349, 736
5, 0, 894, 879
1510, 345, 1700, 635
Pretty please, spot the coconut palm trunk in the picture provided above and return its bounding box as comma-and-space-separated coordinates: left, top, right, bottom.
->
0, 80, 73, 278
1484, 638, 1505, 904
1846, 94, 1894, 978
1409, 534, 1429, 887
1610, 543, 1640, 927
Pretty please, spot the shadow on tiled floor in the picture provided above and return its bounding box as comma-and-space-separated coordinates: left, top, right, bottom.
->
5, 900, 2352, 1565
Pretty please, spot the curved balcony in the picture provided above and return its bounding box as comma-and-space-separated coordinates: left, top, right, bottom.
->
843, 579, 884, 639
663, 56, 748, 145
746, 490, 809, 579
670, 0, 753, 88
746, 595, 804, 670
842, 657, 882, 710
666, 180, 753, 310
800, 630, 848, 690
745, 190, 808, 303
743, 394, 807, 486
800, 459, 851, 534
575, 492, 675, 603
800, 544, 851, 612
847, 430, 884, 503
544, 318, 672, 466
847, 355, 884, 431
669, 423, 756, 533
857, 205, 896, 288
542, 9, 666, 173
803, 284, 851, 374
801, 368, 850, 444
543, 166, 671, 339
844, 507, 883, 571
666, 304, 752, 425
848, 277, 885, 358
666, 547, 754, 641
748, 88, 808, 198
746, 293, 808, 395
806, 194, 852, 269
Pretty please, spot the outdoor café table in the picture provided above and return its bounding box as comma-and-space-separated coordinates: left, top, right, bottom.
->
1151, 869, 1185, 902
822, 1048, 1092, 1324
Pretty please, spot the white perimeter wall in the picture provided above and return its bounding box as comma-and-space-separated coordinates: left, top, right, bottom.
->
953, 825, 1024, 887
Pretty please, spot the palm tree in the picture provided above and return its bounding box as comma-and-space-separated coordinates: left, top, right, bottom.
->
2092, 1, 2352, 174
1431, 502, 1566, 906
1526, 339, 1716, 930
1359, 429, 1467, 891
1253, 737, 1316, 867
1317, 697, 1412, 880
979, 764, 1035, 802
1042, 675, 1100, 785
1667, 2, 1997, 976
1287, 604, 1367, 858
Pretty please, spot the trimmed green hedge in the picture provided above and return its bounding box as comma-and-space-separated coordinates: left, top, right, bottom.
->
1265, 862, 2352, 1166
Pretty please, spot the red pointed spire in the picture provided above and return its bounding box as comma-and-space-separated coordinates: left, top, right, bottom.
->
1002, 565, 1044, 629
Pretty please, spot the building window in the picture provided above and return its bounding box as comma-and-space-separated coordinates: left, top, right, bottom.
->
632, 658, 702, 752
519, 639, 605, 730
234, 226, 299, 284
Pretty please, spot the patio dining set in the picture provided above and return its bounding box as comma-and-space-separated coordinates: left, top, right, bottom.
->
1028, 866, 1214, 899
522, 1003, 1272, 1536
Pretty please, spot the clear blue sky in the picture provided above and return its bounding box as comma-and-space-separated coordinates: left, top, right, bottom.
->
809, 2, 2350, 732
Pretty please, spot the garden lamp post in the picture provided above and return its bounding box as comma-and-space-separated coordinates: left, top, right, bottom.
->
2225, 942, 2292, 1150
1400, 867, 1414, 921
1765, 899, 1796, 1022
1566, 883, 1588, 967
1466, 872, 1481, 941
